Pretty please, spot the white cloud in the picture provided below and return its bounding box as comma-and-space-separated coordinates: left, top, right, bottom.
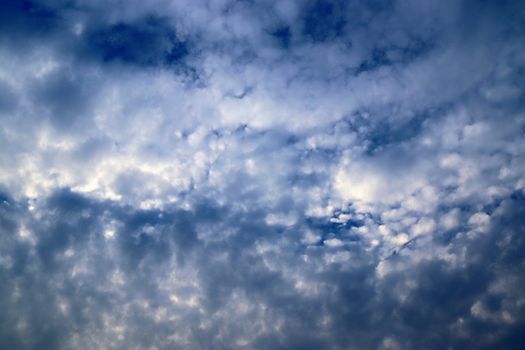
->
1, 0, 524, 349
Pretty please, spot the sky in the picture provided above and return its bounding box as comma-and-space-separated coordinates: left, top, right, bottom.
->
0, 0, 525, 349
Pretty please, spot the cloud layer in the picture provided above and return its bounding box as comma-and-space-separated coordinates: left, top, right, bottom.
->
1, 0, 525, 349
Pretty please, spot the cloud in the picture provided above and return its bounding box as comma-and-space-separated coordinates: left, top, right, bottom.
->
2, 189, 525, 349
1, 0, 525, 349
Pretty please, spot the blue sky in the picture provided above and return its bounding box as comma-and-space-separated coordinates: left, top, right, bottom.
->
1, 0, 525, 349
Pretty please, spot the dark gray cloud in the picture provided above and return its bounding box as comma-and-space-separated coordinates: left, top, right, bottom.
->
1, 0, 525, 349
1, 189, 525, 349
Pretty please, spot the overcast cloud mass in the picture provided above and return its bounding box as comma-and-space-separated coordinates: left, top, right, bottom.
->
1, 0, 525, 349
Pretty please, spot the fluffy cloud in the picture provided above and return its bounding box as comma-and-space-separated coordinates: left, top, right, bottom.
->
1, 0, 525, 349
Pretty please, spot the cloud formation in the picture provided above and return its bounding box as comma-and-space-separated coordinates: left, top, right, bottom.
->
1, 0, 525, 349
